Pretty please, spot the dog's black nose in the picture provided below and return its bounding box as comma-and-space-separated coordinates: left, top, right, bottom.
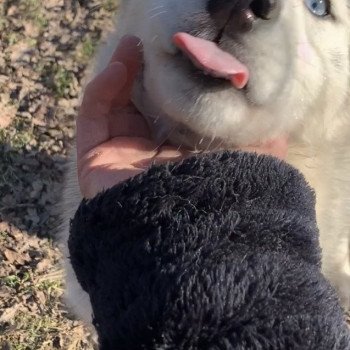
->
207, 0, 280, 33
250, 0, 279, 20
228, 8, 256, 33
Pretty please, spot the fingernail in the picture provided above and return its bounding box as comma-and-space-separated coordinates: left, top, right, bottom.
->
120, 35, 143, 49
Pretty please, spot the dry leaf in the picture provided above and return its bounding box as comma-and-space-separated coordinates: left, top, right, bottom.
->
36, 290, 47, 305
36, 258, 51, 273
3, 248, 31, 265
0, 304, 20, 322
0, 91, 16, 129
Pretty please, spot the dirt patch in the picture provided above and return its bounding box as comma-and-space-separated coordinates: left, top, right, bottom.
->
0, 0, 118, 348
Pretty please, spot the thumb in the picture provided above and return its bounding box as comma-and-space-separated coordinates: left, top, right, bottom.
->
109, 35, 143, 107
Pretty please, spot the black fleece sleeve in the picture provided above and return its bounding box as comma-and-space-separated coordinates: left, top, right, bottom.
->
68, 151, 350, 350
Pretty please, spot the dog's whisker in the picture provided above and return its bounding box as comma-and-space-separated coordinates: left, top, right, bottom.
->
146, 5, 165, 15
148, 10, 167, 20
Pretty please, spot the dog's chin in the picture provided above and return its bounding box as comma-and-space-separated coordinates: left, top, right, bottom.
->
147, 73, 288, 148
142, 88, 286, 151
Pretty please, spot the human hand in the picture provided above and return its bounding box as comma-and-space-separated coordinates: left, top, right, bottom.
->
240, 138, 288, 161
76, 36, 187, 198
76, 36, 288, 199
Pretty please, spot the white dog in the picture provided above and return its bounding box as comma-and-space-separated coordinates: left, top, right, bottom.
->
61, 0, 350, 325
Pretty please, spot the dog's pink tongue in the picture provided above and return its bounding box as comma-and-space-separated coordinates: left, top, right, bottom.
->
173, 32, 249, 89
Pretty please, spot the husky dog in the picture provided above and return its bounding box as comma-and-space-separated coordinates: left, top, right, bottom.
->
61, 0, 350, 324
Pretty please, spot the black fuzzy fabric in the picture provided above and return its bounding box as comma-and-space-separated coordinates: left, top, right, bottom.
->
69, 151, 350, 349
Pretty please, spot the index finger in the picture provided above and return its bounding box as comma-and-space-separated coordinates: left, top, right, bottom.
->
76, 36, 143, 159
109, 35, 143, 106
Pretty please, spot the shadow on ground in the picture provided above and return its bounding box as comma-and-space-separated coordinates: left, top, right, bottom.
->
0, 0, 118, 237
0, 140, 68, 237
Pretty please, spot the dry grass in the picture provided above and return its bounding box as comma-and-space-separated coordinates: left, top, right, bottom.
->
0, 0, 118, 348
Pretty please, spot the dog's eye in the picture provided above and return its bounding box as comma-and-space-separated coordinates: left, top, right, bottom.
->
304, 0, 330, 17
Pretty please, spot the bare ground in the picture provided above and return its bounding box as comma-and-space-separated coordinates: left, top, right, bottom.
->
0, 1, 117, 348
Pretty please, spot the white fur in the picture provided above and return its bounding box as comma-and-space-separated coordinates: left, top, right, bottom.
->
60, 0, 350, 325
